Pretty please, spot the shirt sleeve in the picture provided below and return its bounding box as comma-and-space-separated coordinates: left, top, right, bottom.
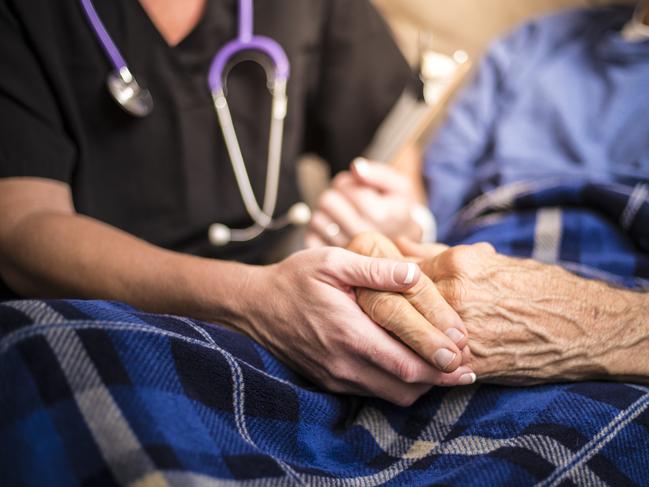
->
0, 1, 76, 183
424, 22, 537, 240
304, 0, 413, 174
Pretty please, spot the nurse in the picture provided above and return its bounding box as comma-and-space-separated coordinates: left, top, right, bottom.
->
0, 0, 472, 405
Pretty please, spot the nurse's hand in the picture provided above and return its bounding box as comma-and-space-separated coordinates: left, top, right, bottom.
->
240, 247, 473, 406
305, 159, 423, 248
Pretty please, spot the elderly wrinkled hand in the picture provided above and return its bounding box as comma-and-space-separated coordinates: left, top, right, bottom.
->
397, 239, 649, 385
347, 233, 476, 387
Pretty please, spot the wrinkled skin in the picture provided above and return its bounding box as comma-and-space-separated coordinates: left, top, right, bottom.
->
349, 233, 648, 386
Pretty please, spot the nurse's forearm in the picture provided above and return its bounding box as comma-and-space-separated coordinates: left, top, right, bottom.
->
0, 211, 255, 326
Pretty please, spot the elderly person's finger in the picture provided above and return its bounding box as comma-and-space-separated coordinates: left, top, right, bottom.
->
348, 233, 469, 372
327, 347, 475, 405
357, 288, 464, 372
318, 189, 375, 239
346, 313, 476, 389
309, 210, 350, 247
348, 231, 404, 260
402, 282, 468, 349
396, 237, 449, 260
416, 243, 497, 283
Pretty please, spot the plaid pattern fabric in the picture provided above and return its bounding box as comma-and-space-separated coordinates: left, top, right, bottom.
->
1, 179, 649, 486
448, 179, 649, 289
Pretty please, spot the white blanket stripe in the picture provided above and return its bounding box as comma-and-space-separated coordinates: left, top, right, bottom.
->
5, 302, 169, 487
539, 390, 649, 487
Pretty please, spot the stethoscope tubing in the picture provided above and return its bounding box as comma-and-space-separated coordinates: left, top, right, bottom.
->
79, 0, 128, 72
80, 0, 306, 245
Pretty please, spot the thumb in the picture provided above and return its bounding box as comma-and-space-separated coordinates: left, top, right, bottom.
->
351, 158, 410, 194
328, 249, 421, 291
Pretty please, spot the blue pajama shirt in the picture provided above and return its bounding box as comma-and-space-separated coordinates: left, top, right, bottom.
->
425, 6, 649, 240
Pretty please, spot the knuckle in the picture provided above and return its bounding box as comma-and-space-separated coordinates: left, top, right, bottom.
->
367, 259, 386, 285
320, 247, 345, 268
475, 242, 496, 254
365, 293, 393, 318
441, 246, 468, 271
393, 358, 420, 384
440, 279, 468, 308
327, 359, 350, 382
348, 232, 380, 256
317, 189, 336, 210
393, 391, 419, 408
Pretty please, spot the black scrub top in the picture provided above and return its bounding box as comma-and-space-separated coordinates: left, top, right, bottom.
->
0, 0, 412, 297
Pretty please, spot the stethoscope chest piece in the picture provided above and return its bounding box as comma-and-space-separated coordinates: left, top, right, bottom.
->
107, 67, 154, 117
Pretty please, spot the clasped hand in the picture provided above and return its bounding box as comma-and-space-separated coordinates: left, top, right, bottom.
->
354, 233, 632, 387
242, 232, 627, 407
242, 244, 474, 407
306, 159, 423, 248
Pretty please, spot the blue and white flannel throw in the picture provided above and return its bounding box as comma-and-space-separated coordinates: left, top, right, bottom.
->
1, 179, 649, 486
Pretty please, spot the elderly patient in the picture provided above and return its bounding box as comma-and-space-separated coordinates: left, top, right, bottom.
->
346, 2, 649, 388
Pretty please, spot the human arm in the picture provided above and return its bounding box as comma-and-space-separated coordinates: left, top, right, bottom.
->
398, 239, 649, 385
0, 178, 469, 405
0, 178, 256, 319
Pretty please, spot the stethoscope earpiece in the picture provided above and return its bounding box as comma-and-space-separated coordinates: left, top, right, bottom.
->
287, 202, 312, 226
208, 224, 233, 247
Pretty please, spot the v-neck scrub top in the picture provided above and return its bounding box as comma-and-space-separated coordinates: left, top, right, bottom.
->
0, 0, 411, 266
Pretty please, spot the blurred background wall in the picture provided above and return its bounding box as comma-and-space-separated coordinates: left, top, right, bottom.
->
372, 0, 635, 63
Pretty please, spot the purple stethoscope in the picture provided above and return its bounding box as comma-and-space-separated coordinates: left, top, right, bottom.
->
80, 0, 312, 246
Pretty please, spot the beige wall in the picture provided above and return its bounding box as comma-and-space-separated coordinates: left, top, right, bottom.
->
373, 0, 635, 62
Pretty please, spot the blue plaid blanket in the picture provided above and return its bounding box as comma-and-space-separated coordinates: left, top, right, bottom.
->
1, 179, 649, 486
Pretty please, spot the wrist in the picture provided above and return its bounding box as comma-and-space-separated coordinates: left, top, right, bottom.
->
410, 203, 437, 243
595, 289, 649, 381
177, 255, 263, 334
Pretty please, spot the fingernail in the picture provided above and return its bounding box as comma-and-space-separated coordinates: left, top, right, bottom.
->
445, 328, 465, 344
393, 262, 418, 285
433, 348, 456, 370
353, 158, 370, 178
458, 372, 477, 386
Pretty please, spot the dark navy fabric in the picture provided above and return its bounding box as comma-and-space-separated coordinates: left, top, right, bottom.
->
2, 178, 649, 486
425, 6, 649, 239
2, 299, 649, 486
